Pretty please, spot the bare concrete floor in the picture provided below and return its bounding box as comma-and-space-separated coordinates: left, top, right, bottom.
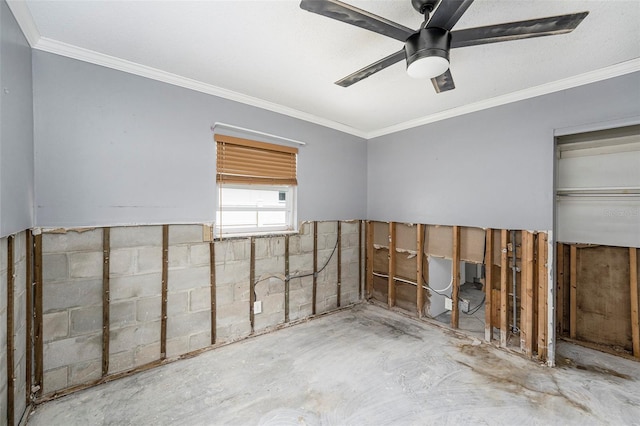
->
27, 304, 640, 425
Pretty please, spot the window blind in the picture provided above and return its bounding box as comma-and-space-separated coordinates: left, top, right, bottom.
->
215, 134, 298, 185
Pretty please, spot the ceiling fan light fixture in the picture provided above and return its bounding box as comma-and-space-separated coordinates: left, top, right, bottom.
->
405, 27, 451, 79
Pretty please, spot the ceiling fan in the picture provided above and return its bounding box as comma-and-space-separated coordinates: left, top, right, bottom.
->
300, 0, 588, 93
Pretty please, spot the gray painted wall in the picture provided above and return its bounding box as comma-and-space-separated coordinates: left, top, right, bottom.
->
0, 1, 34, 237
367, 72, 640, 231
33, 51, 367, 228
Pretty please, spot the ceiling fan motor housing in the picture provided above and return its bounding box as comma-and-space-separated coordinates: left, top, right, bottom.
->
405, 27, 451, 75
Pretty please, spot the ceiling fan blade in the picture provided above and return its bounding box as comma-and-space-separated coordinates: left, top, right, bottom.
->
427, 0, 475, 31
300, 0, 414, 42
450, 11, 589, 48
431, 69, 455, 93
335, 50, 406, 87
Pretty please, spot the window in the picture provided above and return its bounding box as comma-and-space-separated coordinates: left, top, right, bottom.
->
215, 134, 298, 236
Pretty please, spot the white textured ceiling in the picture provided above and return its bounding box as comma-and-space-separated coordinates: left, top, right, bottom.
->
8, 0, 640, 137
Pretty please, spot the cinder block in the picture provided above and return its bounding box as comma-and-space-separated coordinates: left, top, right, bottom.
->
214, 239, 250, 263
189, 287, 211, 312
168, 266, 209, 292
168, 245, 189, 268
70, 306, 102, 336
259, 292, 284, 315
215, 260, 250, 287
254, 311, 284, 331
0, 237, 7, 271
167, 310, 210, 340
267, 278, 285, 295
166, 336, 190, 358
137, 247, 162, 273
290, 302, 313, 321
42, 229, 102, 254
169, 225, 203, 245
43, 366, 68, 395
167, 291, 189, 316
110, 301, 136, 328
43, 279, 102, 312
189, 243, 211, 266
109, 248, 135, 275
135, 296, 161, 322
110, 226, 162, 249
342, 221, 359, 235
347, 232, 361, 248
216, 284, 234, 306
110, 273, 161, 301
43, 312, 69, 342
42, 253, 68, 282
255, 256, 284, 277
318, 221, 337, 235
108, 350, 134, 375
216, 321, 251, 343
254, 237, 285, 259
69, 251, 102, 279
216, 301, 249, 328
43, 334, 102, 370
289, 253, 313, 273
135, 342, 161, 366
189, 331, 211, 351
69, 359, 101, 386
289, 287, 312, 310
110, 321, 161, 354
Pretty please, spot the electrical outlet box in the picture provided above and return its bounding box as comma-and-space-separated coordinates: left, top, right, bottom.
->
254, 301, 262, 314
459, 298, 470, 313
444, 297, 452, 311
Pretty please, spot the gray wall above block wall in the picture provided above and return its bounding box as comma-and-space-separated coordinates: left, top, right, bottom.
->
367, 71, 640, 231
0, 1, 35, 237
32, 51, 367, 228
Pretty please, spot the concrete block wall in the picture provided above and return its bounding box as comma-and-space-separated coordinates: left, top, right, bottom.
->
0, 237, 7, 421
37, 221, 363, 397
167, 225, 211, 357
215, 238, 251, 341
42, 229, 103, 393
12, 232, 28, 424
0, 232, 32, 425
108, 226, 162, 374
288, 222, 315, 321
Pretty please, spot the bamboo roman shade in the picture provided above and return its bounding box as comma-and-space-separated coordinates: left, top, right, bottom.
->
215, 134, 298, 185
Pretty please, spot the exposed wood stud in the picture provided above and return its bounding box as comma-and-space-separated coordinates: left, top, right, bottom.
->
102, 227, 110, 376
556, 243, 565, 334
451, 226, 461, 329
7, 235, 15, 426
388, 222, 396, 308
569, 245, 578, 340
285, 235, 290, 323
160, 225, 169, 359
358, 220, 363, 300
313, 222, 318, 315
522, 231, 535, 357
337, 221, 342, 308
25, 231, 34, 405
416, 224, 424, 318
630, 247, 639, 358
34, 233, 43, 398
500, 229, 508, 347
484, 228, 494, 342
366, 221, 373, 299
250, 237, 256, 332
210, 241, 217, 345
537, 232, 548, 360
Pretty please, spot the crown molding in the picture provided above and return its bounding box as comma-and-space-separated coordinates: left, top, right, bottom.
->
367, 58, 640, 139
6, 0, 40, 46
6, 0, 639, 140
33, 37, 368, 139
